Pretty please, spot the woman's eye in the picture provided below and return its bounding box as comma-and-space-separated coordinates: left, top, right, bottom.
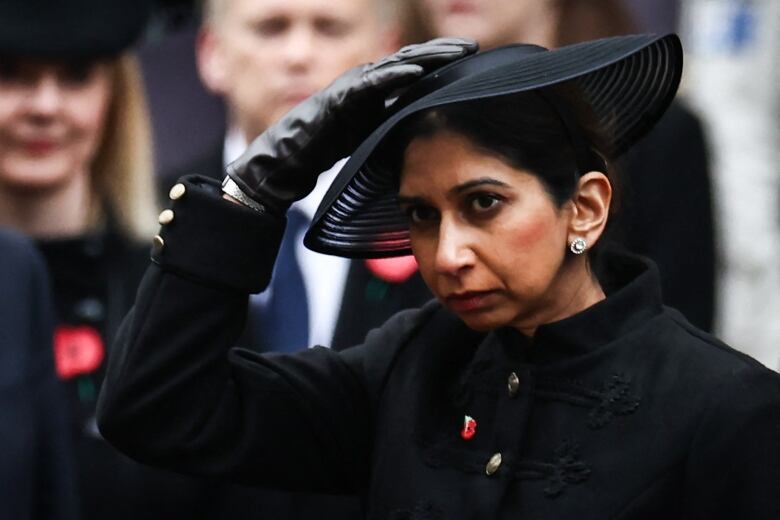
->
468, 194, 502, 213
405, 205, 439, 224
61, 61, 97, 85
0, 60, 22, 82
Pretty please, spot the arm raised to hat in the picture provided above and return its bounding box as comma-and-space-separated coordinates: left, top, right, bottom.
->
95, 175, 437, 490
222, 38, 478, 216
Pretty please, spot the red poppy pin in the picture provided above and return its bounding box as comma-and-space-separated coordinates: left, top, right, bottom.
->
53, 325, 105, 380
365, 255, 418, 283
461, 415, 477, 440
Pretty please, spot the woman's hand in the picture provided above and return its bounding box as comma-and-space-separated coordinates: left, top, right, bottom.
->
223, 38, 478, 215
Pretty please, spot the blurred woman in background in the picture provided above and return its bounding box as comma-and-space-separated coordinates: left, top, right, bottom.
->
0, 1, 223, 518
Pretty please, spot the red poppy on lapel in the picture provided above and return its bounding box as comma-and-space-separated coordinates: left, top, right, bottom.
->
365, 255, 418, 283
54, 325, 105, 379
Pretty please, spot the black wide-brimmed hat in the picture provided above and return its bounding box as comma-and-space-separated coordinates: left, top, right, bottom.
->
0, 0, 153, 58
304, 33, 682, 258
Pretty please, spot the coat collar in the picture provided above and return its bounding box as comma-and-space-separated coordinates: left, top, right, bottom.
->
494, 250, 665, 365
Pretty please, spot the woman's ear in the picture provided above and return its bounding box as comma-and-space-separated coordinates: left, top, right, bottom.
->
567, 171, 612, 247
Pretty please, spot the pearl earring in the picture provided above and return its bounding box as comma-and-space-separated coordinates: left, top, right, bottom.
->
569, 237, 587, 255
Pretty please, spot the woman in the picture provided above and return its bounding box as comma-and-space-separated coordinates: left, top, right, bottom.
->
411, 0, 717, 333
0, 1, 228, 518
98, 35, 780, 518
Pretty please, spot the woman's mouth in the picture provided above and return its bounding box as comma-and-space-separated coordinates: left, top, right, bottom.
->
444, 290, 497, 313
22, 139, 58, 155
446, 1, 477, 15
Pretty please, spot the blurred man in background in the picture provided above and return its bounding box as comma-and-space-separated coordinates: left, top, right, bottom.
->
196, 0, 400, 152
176, 0, 431, 354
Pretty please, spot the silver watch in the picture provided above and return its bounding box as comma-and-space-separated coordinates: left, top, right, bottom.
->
221, 176, 266, 213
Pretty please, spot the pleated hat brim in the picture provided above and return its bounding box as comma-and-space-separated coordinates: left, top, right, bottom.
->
304, 34, 683, 258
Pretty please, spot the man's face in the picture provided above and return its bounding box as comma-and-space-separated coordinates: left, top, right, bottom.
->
201, 0, 393, 141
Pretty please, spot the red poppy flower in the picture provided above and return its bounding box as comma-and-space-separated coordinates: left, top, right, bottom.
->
365, 255, 418, 283
461, 415, 477, 440
53, 325, 105, 380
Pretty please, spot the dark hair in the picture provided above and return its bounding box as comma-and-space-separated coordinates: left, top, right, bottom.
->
374, 85, 621, 271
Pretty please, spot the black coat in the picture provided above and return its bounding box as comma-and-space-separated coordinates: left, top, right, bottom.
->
160, 143, 432, 517
98, 177, 780, 519
36, 226, 226, 520
0, 229, 78, 520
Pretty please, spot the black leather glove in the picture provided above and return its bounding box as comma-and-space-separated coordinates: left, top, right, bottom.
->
223, 38, 478, 215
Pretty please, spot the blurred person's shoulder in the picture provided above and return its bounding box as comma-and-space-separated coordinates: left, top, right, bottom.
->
0, 228, 48, 283
0, 228, 54, 381
652, 99, 706, 146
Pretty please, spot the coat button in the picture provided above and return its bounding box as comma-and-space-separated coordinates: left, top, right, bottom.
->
508, 372, 520, 397
158, 209, 174, 225
485, 453, 502, 476
74, 298, 105, 322
169, 183, 186, 200
152, 235, 165, 253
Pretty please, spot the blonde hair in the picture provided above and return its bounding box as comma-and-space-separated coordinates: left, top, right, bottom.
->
90, 53, 159, 241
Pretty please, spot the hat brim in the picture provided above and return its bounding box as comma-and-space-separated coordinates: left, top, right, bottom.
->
304, 34, 683, 258
0, 1, 152, 58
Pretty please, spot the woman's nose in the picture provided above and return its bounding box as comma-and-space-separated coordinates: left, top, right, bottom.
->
25, 75, 63, 116
434, 220, 475, 276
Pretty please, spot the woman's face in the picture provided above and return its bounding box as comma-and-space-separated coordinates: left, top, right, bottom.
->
0, 58, 112, 192
419, 0, 556, 49
399, 131, 580, 333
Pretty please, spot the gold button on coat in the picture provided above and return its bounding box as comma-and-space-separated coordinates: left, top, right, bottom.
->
152, 235, 165, 253
508, 372, 520, 397
158, 209, 174, 225
485, 453, 502, 476
169, 183, 186, 200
